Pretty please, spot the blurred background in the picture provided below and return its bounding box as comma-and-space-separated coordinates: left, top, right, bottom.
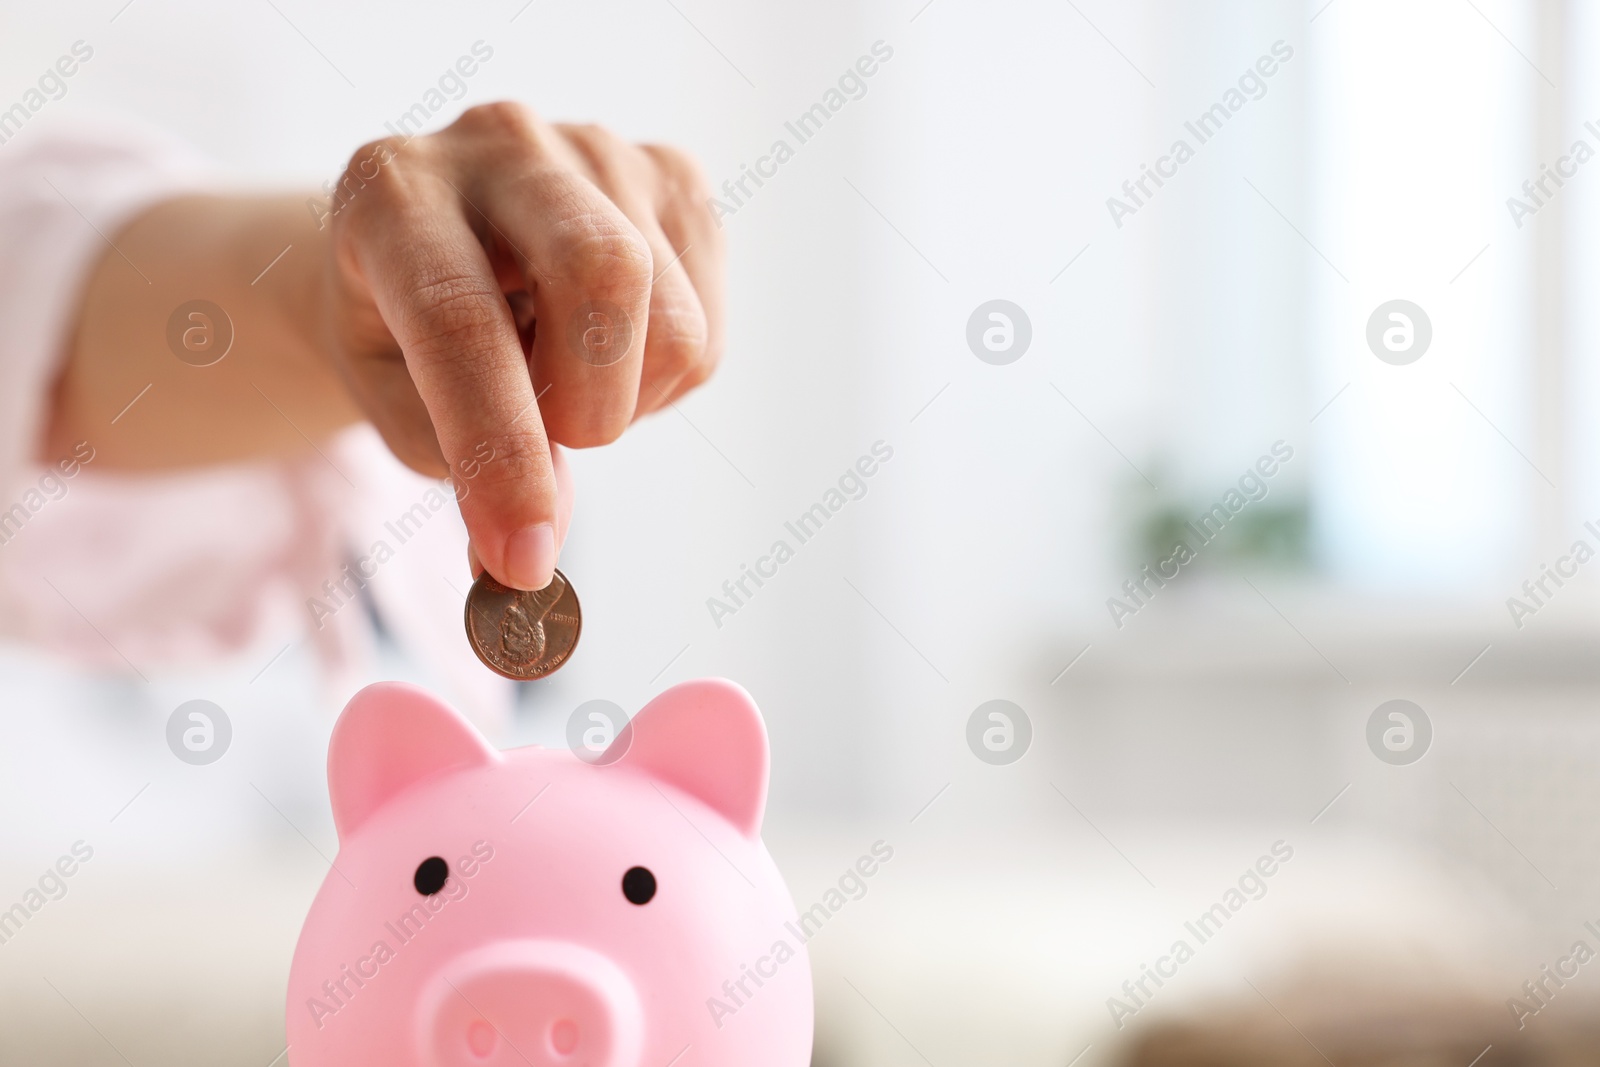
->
3, 0, 1599, 1063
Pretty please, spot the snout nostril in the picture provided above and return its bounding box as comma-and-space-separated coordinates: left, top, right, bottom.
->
467, 1019, 497, 1058
550, 1018, 579, 1056
429, 944, 637, 1066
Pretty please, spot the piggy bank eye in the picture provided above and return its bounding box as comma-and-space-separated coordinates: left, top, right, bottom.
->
414, 856, 449, 896
622, 866, 656, 905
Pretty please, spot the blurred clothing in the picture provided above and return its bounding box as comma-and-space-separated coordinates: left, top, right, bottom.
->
0, 118, 514, 727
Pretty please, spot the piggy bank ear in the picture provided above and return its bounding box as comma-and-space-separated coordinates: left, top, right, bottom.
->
614, 678, 769, 838
328, 682, 501, 840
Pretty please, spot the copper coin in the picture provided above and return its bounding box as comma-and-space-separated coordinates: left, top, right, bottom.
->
464, 568, 582, 680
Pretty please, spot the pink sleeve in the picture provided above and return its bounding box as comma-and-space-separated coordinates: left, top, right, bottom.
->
0, 118, 516, 732
0, 116, 214, 485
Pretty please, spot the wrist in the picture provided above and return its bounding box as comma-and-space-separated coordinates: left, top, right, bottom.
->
252, 194, 362, 429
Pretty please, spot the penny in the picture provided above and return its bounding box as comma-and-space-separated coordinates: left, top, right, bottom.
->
464, 568, 582, 680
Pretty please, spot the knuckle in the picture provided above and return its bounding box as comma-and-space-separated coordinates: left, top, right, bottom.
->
343, 136, 407, 180
454, 100, 543, 141
326, 137, 411, 233
563, 122, 616, 150
401, 274, 504, 356
645, 143, 717, 228
649, 303, 709, 377
562, 123, 648, 191
468, 430, 550, 495
551, 220, 653, 299
675, 346, 722, 394
646, 143, 710, 197
653, 180, 724, 258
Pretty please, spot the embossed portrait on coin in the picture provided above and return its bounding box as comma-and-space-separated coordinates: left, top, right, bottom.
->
499, 601, 546, 663
465, 569, 582, 680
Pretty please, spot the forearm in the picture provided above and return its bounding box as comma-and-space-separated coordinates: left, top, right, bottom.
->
36, 104, 723, 592
44, 193, 360, 468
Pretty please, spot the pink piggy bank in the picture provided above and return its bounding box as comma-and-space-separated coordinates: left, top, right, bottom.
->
286, 678, 814, 1066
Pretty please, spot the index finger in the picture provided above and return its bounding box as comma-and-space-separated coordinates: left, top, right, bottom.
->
348, 185, 561, 592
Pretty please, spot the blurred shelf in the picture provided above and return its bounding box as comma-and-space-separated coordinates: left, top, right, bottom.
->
1046, 575, 1600, 686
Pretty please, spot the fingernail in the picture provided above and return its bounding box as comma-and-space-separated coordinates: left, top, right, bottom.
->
503, 523, 557, 590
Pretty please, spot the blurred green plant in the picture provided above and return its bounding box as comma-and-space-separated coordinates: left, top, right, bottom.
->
1138, 499, 1310, 571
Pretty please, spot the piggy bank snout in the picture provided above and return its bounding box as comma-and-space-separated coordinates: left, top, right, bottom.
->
424, 941, 643, 1067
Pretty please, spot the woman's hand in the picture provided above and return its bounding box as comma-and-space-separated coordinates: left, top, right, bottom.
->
49, 102, 724, 592
324, 103, 724, 589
